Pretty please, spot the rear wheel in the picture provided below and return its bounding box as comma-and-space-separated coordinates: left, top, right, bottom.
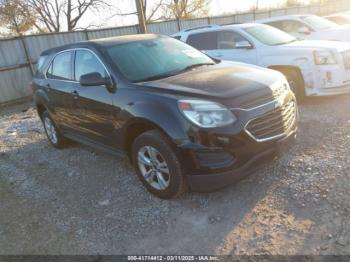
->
41, 111, 67, 148
279, 68, 306, 102
132, 130, 187, 199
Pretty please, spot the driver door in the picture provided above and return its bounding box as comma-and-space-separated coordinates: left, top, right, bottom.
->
211, 31, 257, 64
70, 49, 117, 147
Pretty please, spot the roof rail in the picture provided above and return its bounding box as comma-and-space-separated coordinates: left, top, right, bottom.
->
222, 22, 242, 26
182, 24, 220, 32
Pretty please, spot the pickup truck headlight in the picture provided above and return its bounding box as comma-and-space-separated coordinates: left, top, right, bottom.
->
314, 50, 337, 65
178, 100, 237, 128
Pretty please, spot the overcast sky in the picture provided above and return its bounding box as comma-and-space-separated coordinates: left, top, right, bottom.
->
80, 0, 294, 28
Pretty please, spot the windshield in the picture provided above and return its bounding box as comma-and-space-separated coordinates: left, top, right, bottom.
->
244, 24, 296, 46
106, 37, 214, 82
301, 15, 337, 30
328, 15, 350, 25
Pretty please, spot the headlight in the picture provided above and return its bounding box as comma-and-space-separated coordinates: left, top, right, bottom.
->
178, 100, 237, 128
313, 50, 337, 65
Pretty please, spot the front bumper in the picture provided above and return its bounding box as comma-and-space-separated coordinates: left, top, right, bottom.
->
305, 63, 350, 96
178, 92, 298, 192
187, 128, 297, 192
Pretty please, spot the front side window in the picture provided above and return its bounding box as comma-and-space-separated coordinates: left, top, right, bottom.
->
75, 50, 108, 81
47, 51, 73, 80
301, 15, 337, 30
106, 36, 215, 82
217, 31, 247, 49
186, 32, 218, 50
245, 24, 296, 46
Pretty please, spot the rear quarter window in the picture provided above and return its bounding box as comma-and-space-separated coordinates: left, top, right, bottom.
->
35, 55, 49, 78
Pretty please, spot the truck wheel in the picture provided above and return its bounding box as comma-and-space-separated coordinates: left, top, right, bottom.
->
41, 111, 67, 148
132, 130, 187, 199
280, 69, 306, 102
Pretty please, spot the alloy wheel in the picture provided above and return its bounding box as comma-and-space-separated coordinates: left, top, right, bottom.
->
137, 146, 170, 190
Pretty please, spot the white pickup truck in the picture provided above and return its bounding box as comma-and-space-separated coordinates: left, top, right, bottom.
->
172, 23, 350, 99
255, 15, 350, 42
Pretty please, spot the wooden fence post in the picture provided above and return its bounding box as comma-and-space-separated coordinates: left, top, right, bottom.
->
19, 35, 34, 76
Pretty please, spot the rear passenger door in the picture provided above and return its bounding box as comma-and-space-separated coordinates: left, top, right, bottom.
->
70, 49, 116, 147
45, 50, 76, 132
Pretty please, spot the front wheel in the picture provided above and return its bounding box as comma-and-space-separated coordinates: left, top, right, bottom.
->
281, 69, 306, 103
132, 130, 187, 199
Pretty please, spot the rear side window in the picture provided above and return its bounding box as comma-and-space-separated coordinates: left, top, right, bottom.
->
186, 32, 218, 50
47, 51, 73, 80
74, 50, 108, 81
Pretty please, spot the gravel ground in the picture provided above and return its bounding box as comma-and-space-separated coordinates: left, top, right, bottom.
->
0, 95, 350, 255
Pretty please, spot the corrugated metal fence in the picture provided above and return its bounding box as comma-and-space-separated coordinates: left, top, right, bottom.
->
1, 0, 350, 105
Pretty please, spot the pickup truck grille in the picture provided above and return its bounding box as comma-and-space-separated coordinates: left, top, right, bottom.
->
240, 84, 287, 109
342, 51, 350, 70
245, 100, 296, 141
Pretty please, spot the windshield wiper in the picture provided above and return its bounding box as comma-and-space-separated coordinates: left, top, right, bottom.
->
134, 63, 215, 83
134, 71, 179, 82
179, 63, 215, 72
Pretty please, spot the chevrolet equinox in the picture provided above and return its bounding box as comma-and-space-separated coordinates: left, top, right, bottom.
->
32, 34, 298, 199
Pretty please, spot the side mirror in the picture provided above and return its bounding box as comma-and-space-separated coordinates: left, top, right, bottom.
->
298, 26, 311, 35
80, 72, 112, 87
235, 41, 253, 49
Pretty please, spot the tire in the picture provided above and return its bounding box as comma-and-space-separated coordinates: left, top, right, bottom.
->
41, 111, 67, 149
279, 68, 306, 103
132, 130, 187, 199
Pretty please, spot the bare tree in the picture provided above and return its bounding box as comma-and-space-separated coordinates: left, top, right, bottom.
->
27, 0, 110, 32
0, 0, 39, 35
162, 0, 211, 20
114, 0, 166, 23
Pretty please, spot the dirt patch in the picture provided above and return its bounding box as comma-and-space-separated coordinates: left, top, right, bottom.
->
0, 95, 350, 255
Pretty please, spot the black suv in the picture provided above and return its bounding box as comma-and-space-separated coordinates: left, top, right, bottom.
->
32, 34, 298, 199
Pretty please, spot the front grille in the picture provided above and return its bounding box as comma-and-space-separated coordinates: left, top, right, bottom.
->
240, 84, 287, 109
245, 100, 296, 141
342, 51, 350, 70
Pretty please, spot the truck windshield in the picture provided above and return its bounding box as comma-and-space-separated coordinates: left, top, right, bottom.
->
301, 15, 337, 30
106, 37, 215, 82
244, 24, 296, 46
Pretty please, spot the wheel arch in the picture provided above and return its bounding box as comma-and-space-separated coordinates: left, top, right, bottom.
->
123, 118, 174, 162
268, 65, 305, 88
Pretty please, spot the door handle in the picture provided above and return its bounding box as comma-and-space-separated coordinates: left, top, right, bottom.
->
71, 90, 79, 99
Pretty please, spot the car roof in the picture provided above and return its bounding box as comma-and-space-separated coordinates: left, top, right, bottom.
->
172, 23, 260, 36
254, 14, 312, 24
41, 34, 162, 56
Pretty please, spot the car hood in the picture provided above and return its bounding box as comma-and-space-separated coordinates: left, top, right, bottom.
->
311, 26, 350, 42
139, 61, 284, 99
285, 40, 350, 53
